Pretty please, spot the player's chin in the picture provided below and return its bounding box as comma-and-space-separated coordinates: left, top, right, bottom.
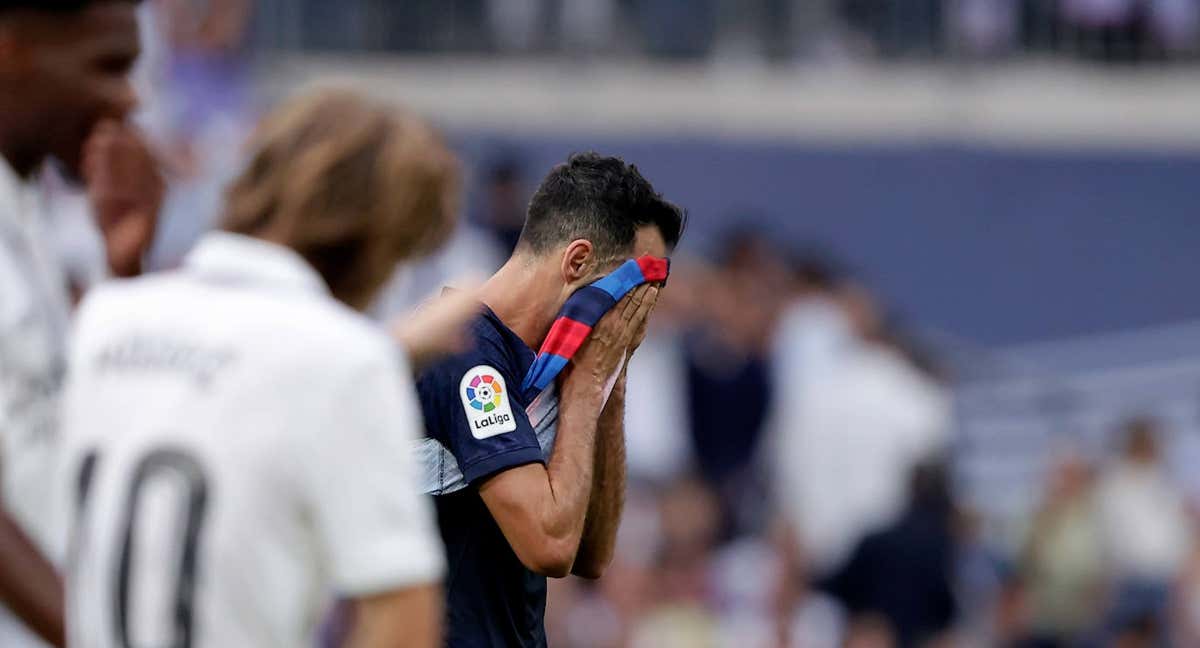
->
51, 145, 86, 185
51, 118, 95, 184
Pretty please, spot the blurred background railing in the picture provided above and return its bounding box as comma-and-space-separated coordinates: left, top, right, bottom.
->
246, 0, 1200, 64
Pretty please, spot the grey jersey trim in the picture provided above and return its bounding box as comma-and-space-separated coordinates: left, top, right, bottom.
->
414, 384, 559, 495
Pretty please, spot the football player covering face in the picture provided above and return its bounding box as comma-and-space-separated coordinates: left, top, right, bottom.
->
58, 90, 466, 648
0, 1, 161, 645
415, 152, 684, 647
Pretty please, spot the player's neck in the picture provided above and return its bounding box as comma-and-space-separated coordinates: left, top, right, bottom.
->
480, 256, 560, 351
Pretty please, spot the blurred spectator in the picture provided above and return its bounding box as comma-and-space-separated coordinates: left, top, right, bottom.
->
684, 228, 789, 538
1062, 0, 1141, 30
767, 250, 850, 393
823, 461, 960, 648
1095, 418, 1193, 641
842, 614, 898, 648
160, 0, 253, 158
479, 156, 529, 256
635, 0, 719, 59
1171, 543, 1200, 646
487, 0, 619, 55
1147, 0, 1200, 54
544, 488, 664, 648
145, 0, 257, 269
712, 0, 810, 62
839, 0, 945, 57
487, 0, 546, 52
559, 581, 624, 648
372, 0, 493, 53
559, 0, 619, 54
953, 507, 1009, 647
1018, 452, 1105, 647
709, 532, 788, 647
771, 521, 847, 648
629, 479, 722, 648
770, 265, 952, 578
1108, 615, 1162, 648
1061, 0, 1151, 61
951, 0, 1019, 57
658, 479, 722, 575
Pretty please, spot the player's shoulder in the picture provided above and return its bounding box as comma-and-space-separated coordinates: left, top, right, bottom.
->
421, 312, 519, 386
71, 274, 180, 345
78, 273, 397, 376
294, 296, 392, 356
76, 272, 161, 309
264, 290, 402, 382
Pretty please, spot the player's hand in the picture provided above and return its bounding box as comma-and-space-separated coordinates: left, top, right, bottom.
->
566, 284, 658, 395
83, 120, 165, 278
391, 286, 483, 373
626, 283, 661, 358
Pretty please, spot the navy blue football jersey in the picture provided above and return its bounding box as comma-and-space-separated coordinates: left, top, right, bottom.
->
416, 306, 548, 647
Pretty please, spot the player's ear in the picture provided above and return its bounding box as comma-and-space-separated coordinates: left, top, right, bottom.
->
560, 239, 595, 285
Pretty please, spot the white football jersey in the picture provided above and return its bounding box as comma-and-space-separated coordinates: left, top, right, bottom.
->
0, 158, 71, 648
56, 232, 445, 648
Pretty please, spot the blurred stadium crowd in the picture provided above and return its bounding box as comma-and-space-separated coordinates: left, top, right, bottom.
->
35, 2, 1200, 648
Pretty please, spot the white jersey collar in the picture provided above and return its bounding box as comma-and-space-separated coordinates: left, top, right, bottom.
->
184, 231, 330, 297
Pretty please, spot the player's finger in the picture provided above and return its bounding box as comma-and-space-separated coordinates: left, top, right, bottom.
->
609, 291, 635, 326
642, 284, 661, 311
617, 290, 638, 322
620, 285, 650, 322
630, 285, 658, 329
82, 133, 111, 184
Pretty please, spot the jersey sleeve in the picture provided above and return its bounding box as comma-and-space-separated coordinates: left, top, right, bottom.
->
417, 341, 544, 486
304, 349, 446, 595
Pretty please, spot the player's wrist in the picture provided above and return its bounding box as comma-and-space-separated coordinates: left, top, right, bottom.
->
604, 372, 627, 405
559, 377, 607, 415
565, 354, 612, 388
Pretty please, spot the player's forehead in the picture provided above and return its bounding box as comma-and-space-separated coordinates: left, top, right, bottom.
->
78, 4, 140, 55
589, 226, 668, 276
38, 3, 140, 59
630, 224, 667, 258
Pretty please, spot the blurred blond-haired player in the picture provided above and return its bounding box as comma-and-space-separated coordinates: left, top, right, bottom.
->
55, 90, 467, 648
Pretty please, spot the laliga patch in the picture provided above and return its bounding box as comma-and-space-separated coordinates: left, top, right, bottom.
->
460, 365, 518, 439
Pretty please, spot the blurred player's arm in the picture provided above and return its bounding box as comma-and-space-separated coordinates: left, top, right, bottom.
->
345, 583, 442, 648
0, 508, 64, 646
310, 353, 445, 646
570, 284, 657, 578
479, 290, 652, 578
391, 287, 482, 373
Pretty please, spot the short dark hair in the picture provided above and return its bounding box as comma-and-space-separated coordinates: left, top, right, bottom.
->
520, 152, 685, 261
0, 0, 137, 12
